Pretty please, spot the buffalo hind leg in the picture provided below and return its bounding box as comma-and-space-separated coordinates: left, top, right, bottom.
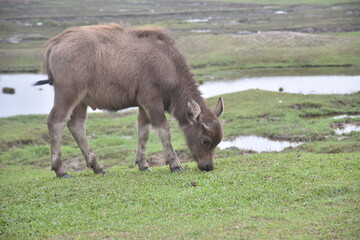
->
135, 107, 152, 171
48, 101, 76, 178
67, 102, 106, 175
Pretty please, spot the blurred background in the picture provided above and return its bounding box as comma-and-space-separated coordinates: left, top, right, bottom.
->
1, 0, 360, 73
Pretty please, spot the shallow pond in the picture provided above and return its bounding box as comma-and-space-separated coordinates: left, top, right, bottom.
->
1, 74, 52, 117
200, 75, 360, 98
218, 135, 303, 152
1, 73, 359, 117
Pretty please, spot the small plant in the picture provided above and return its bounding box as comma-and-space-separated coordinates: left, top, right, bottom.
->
2, 87, 15, 94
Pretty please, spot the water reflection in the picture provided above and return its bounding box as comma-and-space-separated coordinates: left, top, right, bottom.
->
218, 135, 303, 152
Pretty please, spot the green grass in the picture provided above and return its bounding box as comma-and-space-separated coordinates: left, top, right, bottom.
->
1, 90, 360, 239
1, 153, 359, 239
1, 91, 359, 171
1, 0, 360, 238
4, 31, 359, 77
220, 90, 360, 142
1, 90, 359, 170
330, 31, 360, 37
179, 33, 360, 80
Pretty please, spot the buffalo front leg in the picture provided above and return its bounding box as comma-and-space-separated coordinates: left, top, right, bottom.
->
154, 121, 184, 173
67, 102, 106, 175
135, 107, 151, 171
139, 99, 184, 172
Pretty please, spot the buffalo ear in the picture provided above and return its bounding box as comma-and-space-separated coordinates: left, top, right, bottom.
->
214, 97, 224, 117
187, 99, 201, 124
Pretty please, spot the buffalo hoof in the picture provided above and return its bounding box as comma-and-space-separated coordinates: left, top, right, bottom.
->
59, 173, 72, 178
97, 169, 107, 175
171, 166, 185, 173
141, 167, 153, 172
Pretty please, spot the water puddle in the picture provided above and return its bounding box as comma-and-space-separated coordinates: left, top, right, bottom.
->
1, 74, 359, 117
332, 115, 360, 119
186, 18, 210, 23
218, 135, 303, 152
305, 114, 360, 134
303, 114, 360, 120
332, 115, 360, 134
190, 29, 212, 33
333, 123, 360, 134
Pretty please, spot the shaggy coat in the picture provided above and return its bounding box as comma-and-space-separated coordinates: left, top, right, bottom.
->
37, 24, 224, 177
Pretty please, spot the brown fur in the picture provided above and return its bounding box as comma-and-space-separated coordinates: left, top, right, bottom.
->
42, 24, 224, 177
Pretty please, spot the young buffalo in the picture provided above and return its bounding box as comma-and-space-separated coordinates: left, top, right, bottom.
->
35, 24, 224, 178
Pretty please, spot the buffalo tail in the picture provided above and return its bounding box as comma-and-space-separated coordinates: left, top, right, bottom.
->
33, 79, 53, 86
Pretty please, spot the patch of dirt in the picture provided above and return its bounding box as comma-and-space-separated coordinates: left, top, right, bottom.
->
63, 158, 86, 172
290, 103, 322, 110
258, 114, 282, 121
148, 150, 193, 167
3, 139, 38, 151
60, 151, 192, 171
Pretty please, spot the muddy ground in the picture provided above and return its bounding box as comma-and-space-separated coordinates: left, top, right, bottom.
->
63, 150, 193, 172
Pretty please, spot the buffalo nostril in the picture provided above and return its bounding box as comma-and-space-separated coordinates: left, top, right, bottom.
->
205, 164, 214, 171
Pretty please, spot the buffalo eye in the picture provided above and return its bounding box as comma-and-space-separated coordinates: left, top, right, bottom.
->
202, 139, 210, 146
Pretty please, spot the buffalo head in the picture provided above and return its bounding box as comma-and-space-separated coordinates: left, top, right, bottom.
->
182, 97, 224, 171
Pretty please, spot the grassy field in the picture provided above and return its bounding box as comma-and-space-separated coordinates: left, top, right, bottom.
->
1, 0, 360, 239
1, 153, 359, 239
1, 90, 359, 169
178, 32, 360, 80
1, 90, 360, 239
2, 32, 360, 79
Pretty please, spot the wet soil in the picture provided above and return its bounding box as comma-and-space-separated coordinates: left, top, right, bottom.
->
63, 158, 86, 172
63, 150, 193, 171
332, 120, 360, 134
147, 150, 193, 167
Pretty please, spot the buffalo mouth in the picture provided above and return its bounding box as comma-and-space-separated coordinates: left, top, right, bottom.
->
198, 163, 214, 172
192, 153, 214, 171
